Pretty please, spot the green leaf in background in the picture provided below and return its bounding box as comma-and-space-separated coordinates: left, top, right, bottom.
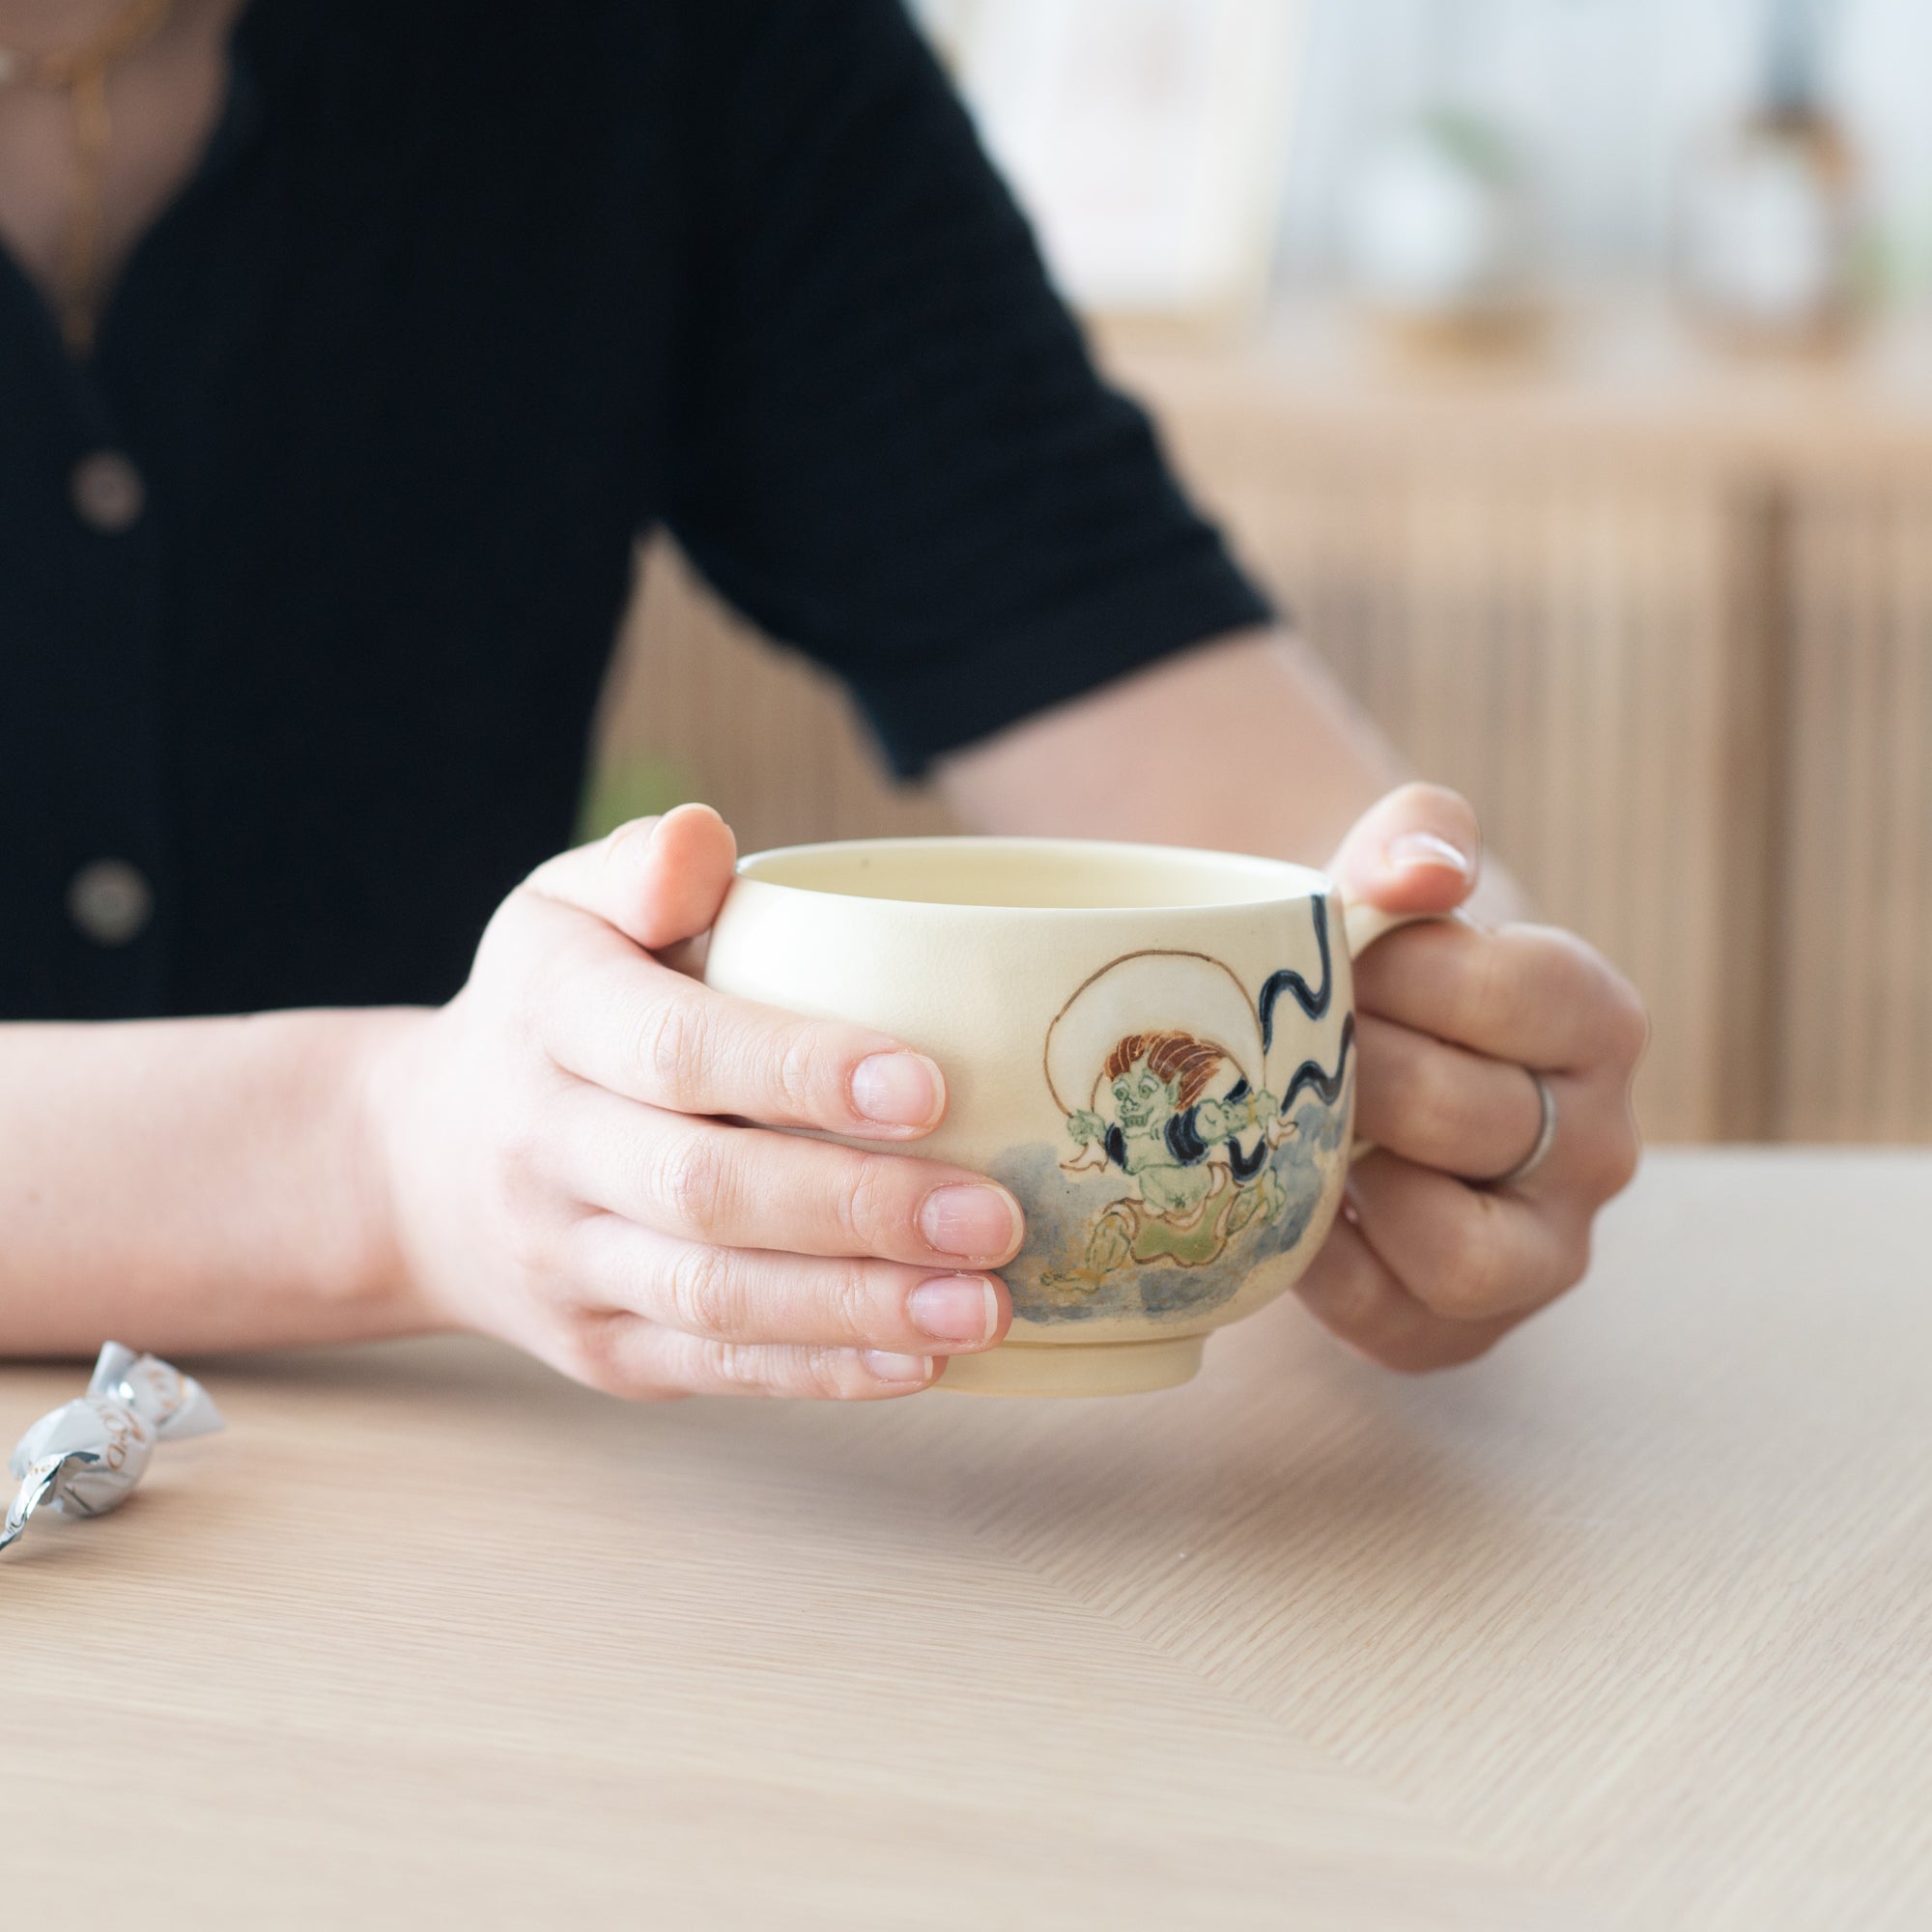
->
1418, 107, 1520, 187
576, 753, 701, 843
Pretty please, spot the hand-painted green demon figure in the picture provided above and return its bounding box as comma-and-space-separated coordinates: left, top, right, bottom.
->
1047, 1029, 1289, 1291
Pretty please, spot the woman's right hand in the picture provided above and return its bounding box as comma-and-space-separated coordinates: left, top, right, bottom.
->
365, 805, 1020, 1400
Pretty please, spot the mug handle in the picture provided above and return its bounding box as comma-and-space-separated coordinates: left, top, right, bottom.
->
1340, 900, 1469, 1162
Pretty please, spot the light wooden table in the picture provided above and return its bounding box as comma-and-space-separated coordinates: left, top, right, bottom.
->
3, 1150, 1927, 1929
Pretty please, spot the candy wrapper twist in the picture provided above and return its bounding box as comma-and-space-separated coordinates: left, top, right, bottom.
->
1, 1344, 223, 1554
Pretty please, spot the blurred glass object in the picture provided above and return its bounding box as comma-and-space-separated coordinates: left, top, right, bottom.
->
1678, 0, 1859, 348
1343, 107, 1535, 336
935, 0, 1305, 323
912, 0, 1932, 334
1273, 0, 1932, 318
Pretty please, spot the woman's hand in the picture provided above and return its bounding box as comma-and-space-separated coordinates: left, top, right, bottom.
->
368, 805, 1018, 1400
1296, 784, 1649, 1371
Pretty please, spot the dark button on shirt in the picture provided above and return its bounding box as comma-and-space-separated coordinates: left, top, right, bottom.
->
67, 859, 156, 947
70, 452, 147, 533
3, 0, 1271, 1023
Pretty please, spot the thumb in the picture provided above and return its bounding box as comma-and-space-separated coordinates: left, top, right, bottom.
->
1325, 782, 1481, 916
525, 802, 739, 952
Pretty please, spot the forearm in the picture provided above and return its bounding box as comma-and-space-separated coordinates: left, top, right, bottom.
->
937, 626, 1531, 923
0, 1009, 426, 1357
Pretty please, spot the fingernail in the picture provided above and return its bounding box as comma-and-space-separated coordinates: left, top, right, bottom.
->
908, 1275, 1000, 1345
1387, 831, 1473, 877
851, 1052, 944, 1129
919, 1184, 1022, 1261
865, 1350, 933, 1384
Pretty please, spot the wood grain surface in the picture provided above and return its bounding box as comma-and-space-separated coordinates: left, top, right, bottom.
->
3, 1150, 1927, 1929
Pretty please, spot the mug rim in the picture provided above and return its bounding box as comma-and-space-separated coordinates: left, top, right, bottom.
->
730, 835, 1333, 916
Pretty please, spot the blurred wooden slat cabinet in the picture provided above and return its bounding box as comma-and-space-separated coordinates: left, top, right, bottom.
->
595, 313, 1932, 1144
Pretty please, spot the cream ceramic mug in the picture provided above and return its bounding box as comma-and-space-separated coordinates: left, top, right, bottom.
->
701, 837, 1423, 1398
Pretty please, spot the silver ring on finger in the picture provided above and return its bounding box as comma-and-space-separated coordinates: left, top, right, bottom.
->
1489, 1069, 1557, 1189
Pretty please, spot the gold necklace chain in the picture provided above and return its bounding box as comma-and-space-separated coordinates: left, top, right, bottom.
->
0, 0, 176, 355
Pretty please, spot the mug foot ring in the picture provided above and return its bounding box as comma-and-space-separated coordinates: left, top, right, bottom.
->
938, 1335, 1206, 1399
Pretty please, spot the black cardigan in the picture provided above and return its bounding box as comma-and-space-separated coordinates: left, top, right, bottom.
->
1, 0, 1270, 1019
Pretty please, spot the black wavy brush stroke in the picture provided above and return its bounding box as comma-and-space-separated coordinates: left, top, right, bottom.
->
1094, 901, 1355, 1178
1262, 897, 1354, 1122
1275, 1012, 1355, 1115
1258, 895, 1335, 1049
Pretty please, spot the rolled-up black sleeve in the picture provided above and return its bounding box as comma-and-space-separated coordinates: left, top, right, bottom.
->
665, 0, 1274, 778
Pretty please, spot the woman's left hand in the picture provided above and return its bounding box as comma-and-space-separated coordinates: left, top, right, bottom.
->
1297, 783, 1649, 1371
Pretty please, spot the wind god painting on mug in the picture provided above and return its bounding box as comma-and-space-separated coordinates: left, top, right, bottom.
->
992, 900, 1357, 1324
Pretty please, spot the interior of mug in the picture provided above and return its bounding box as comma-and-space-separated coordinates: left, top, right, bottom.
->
733, 838, 1326, 911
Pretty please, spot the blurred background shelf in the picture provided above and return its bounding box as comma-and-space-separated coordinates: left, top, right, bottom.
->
592, 298, 1932, 1145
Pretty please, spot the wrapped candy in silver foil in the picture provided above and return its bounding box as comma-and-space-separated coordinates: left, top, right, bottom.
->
1, 1343, 222, 1554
